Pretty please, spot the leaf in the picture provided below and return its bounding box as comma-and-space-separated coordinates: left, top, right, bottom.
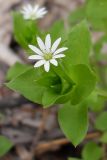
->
95, 112, 107, 131
69, 0, 107, 31
58, 101, 88, 146
6, 68, 45, 105
63, 20, 91, 69
42, 86, 72, 107
86, 90, 105, 112
97, 89, 107, 99
86, 0, 107, 19
13, 12, 40, 52
69, 6, 86, 25
82, 142, 102, 160
100, 132, 107, 143
0, 136, 13, 157
6, 62, 31, 81
49, 20, 66, 41
68, 64, 96, 105
86, 0, 107, 31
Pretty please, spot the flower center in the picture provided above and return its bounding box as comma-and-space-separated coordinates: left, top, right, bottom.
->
44, 53, 52, 61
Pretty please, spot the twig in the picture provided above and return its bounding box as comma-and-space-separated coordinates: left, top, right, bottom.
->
34, 131, 101, 155
16, 145, 33, 160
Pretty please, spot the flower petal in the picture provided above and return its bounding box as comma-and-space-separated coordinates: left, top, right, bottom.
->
34, 5, 39, 12
54, 47, 68, 55
27, 4, 33, 12
28, 45, 43, 55
28, 55, 43, 60
21, 7, 30, 15
36, 8, 47, 17
34, 60, 46, 67
23, 5, 31, 12
40, 11, 47, 15
21, 4, 47, 20
37, 10, 47, 16
50, 59, 58, 66
22, 7, 27, 12
51, 38, 61, 53
44, 61, 50, 72
20, 10, 26, 14
37, 37, 46, 51
45, 34, 51, 52
37, 7, 46, 14
53, 54, 65, 59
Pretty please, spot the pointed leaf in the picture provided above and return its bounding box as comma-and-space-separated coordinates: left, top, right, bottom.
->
13, 12, 40, 52
6, 62, 31, 81
63, 21, 91, 69
6, 68, 45, 105
68, 64, 96, 105
58, 101, 88, 146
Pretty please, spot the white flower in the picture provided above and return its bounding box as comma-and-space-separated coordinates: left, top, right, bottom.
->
21, 4, 47, 20
28, 34, 68, 72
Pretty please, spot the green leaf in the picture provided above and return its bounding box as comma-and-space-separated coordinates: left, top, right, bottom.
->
6, 68, 45, 105
69, 0, 107, 31
86, 0, 107, 31
0, 136, 13, 157
49, 20, 66, 41
86, 0, 107, 19
97, 89, 107, 99
13, 12, 40, 52
86, 90, 105, 112
68, 64, 96, 105
95, 112, 107, 131
82, 142, 102, 160
69, 6, 86, 25
42, 86, 72, 107
6, 62, 31, 81
63, 21, 91, 69
58, 101, 88, 146
100, 132, 107, 143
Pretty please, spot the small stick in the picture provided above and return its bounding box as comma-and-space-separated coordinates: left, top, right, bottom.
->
34, 131, 101, 155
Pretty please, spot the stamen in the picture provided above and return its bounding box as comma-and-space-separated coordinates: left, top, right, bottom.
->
44, 53, 52, 60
